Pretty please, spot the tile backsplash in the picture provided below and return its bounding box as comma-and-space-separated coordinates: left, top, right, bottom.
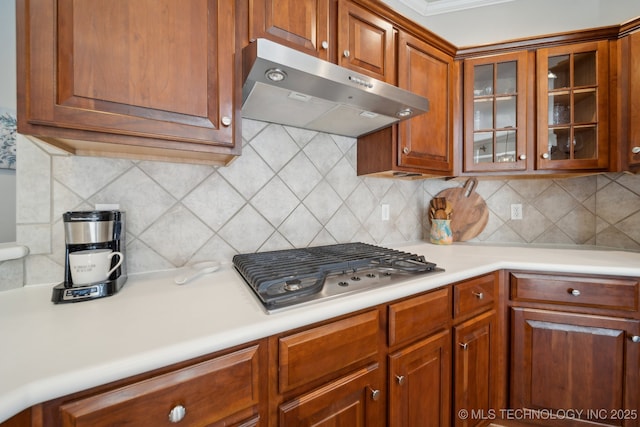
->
5, 120, 640, 290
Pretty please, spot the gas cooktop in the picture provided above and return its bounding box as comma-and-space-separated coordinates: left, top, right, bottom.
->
233, 242, 443, 313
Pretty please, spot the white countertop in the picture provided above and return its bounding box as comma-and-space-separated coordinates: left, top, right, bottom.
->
1, 242, 639, 423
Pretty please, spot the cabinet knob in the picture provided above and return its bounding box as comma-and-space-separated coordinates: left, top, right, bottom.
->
321, 40, 329, 49
168, 404, 186, 423
632, 147, 640, 154
541, 152, 550, 159
459, 342, 469, 350
221, 116, 232, 127
343, 50, 350, 58
403, 147, 410, 155
569, 288, 581, 297
631, 335, 640, 343
396, 375, 406, 385
519, 154, 526, 160
472, 291, 484, 300
369, 388, 381, 401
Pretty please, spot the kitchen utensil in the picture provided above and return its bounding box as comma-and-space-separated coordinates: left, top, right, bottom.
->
429, 197, 452, 220
174, 261, 221, 285
434, 178, 489, 242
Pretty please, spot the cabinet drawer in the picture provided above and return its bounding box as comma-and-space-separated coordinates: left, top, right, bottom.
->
279, 310, 379, 393
388, 287, 451, 347
510, 272, 639, 311
453, 274, 495, 318
59, 345, 262, 427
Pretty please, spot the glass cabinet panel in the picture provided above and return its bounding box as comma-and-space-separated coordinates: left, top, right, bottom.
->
496, 62, 517, 94
465, 52, 526, 172
473, 132, 493, 164
544, 50, 599, 162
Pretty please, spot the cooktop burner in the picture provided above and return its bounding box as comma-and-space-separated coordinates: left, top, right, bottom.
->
233, 242, 443, 313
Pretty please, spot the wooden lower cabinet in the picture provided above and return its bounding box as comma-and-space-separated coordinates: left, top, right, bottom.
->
386, 273, 499, 427
279, 364, 384, 426
389, 329, 451, 427
453, 310, 498, 427
273, 309, 384, 426
48, 343, 265, 427
511, 307, 640, 427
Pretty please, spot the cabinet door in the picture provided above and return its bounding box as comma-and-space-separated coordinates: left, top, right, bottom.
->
626, 31, 640, 169
511, 308, 640, 427
337, 0, 396, 83
397, 31, 454, 174
537, 41, 610, 170
249, 0, 331, 60
17, 0, 241, 164
453, 310, 497, 427
463, 51, 529, 173
279, 365, 384, 427
389, 330, 451, 427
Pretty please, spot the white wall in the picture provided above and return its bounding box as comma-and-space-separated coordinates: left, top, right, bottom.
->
382, 0, 640, 47
0, 0, 17, 243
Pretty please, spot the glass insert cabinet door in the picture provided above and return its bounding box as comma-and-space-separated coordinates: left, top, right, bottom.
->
464, 51, 528, 172
536, 41, 609, 170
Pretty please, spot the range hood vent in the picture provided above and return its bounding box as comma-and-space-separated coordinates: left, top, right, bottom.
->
241, 39, 429, 138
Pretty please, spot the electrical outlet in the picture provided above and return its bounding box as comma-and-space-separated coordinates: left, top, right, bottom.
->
510, 204, 523, 220
381, 204, 390, 221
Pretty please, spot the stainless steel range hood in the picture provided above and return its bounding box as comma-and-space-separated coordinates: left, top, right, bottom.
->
241, 39, 429, 138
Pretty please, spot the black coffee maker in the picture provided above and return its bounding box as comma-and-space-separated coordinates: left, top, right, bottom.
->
51, 210, 127, 303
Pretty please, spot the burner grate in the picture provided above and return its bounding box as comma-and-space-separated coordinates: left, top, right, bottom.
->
233, 243, 439, 310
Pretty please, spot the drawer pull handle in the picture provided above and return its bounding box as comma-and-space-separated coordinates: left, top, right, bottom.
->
632, 147, 640, 154
168, 404, 186, 423
569, 288, 581, 297
396, 375, 406, 385
459, 342, 469, 350
631, 335, 640, 343
472, 291, 484, 300
370, 388, 381, 401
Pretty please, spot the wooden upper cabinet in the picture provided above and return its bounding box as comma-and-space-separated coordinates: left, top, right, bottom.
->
249, 0, 333, 60
463, 51, 530, 173
337, 0, 396, 84
620, 28, 640, 172
356, 30, 454, 178
536, 40, 610, 171
396, 31, 454, 175
16, 0, 241, 165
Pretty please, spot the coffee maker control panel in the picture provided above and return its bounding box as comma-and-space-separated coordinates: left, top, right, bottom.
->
62, 285, 102, 301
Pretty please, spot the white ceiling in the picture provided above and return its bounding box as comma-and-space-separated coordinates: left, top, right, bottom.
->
381, 0, 640, 47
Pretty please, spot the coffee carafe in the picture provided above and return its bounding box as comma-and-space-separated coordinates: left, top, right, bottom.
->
51, 210, 127, 303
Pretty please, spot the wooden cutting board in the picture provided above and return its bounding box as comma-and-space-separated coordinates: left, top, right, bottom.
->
434, 178, 489, 242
